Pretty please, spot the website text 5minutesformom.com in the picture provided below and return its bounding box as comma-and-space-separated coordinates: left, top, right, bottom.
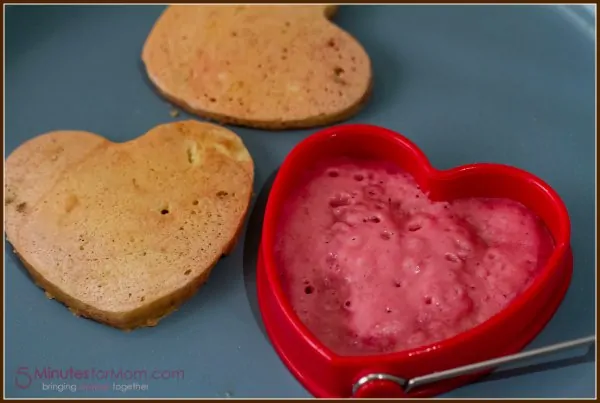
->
15, 366, 185, 392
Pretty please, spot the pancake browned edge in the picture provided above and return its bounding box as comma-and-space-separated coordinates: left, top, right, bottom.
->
142, 5, 373, 130
5, 121, 254, 330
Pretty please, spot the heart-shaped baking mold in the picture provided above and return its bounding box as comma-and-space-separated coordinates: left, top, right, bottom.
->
257, 123, 572, 398
142, 5, 372, 130
5, 120, 254, 329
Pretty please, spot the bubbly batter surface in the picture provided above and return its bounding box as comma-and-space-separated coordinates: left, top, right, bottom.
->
274, 157, 554, 355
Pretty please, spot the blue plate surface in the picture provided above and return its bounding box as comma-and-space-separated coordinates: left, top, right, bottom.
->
5, 5, 596, 398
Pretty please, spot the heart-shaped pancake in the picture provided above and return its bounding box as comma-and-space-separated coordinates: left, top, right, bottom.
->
142, 5, 372, 130
5, 120, 254, 329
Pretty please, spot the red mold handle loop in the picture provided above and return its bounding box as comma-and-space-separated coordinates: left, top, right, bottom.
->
352, 373, 408, 399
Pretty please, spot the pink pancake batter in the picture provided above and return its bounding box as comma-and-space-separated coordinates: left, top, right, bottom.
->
274, 157, 554, 356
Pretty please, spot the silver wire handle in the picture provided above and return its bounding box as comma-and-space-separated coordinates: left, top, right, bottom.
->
405, 335, 596, 392
353, 335, 595, 396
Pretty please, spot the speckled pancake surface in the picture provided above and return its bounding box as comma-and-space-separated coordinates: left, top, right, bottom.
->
142, 5, 372, 129
5, 120, 254, 330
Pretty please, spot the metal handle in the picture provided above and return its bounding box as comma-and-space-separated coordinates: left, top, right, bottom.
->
352, 373, 407, 396
353, 335, 596, 397
405, 335, 595, 392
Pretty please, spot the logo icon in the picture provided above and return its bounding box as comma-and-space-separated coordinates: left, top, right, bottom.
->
15, 367, 32, 389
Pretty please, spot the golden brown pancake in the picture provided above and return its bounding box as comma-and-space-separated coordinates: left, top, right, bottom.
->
142, 5, 372, 130
5, 120, 254, 329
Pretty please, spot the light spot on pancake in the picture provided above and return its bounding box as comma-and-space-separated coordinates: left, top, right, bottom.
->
211, 138, 250, 163
186, 142, 200, 165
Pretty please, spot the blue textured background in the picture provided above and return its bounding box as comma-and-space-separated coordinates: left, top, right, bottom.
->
4, 5, 596, 398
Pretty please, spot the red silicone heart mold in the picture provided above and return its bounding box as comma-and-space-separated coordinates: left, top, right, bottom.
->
257, 124, 572, 398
